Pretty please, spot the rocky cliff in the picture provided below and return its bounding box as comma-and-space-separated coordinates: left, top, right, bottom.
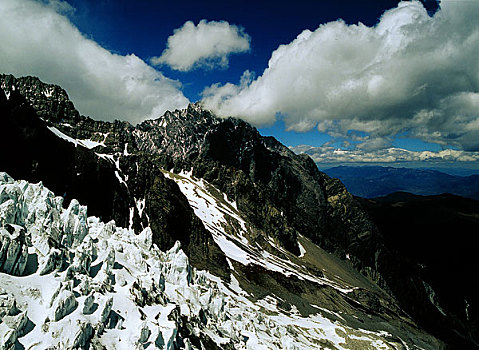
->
0, 74, 453, 349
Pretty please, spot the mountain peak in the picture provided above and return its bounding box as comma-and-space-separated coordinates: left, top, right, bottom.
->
0, 73, 80, 123
3, 74, 475, 348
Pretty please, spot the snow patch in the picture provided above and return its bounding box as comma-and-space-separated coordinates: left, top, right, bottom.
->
78, 139, 104, 149
43, 87, 54, 98
0, 172, 425, 350
129, 207, 134, 231
165, 170, 356, 294
95, 153, 115, 163
298, 242, 306, 258
135, 198, 146, 218
48, 126, 79, 146
114, 170, 127, 187
48, 127, 106, 150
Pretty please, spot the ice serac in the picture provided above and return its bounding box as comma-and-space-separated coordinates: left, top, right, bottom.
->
0, 173, 438, 349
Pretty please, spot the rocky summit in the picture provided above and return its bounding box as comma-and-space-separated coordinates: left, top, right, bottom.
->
0, 73, 474, 349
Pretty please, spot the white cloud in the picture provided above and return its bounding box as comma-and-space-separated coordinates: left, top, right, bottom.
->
291, 145, 479, 165
202, 0, 479, 150
151, 20, 250, 71
0, 0, 189, 124
43, 0, 75, 15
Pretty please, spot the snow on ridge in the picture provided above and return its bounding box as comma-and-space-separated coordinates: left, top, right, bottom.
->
0, 172, 401, 349
48, 126, 107, 150
48, 126, 79, 146
298, 241, 306, 258
164, 170, 356, 294
79, 139, 104, 149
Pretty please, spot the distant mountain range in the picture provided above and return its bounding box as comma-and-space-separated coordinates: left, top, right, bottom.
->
323, 165, 479, 200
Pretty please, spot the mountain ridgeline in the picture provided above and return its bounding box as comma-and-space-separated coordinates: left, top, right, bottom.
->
1, 74, 477, 349
323, 165, 479, 200
0, 74, 379, 276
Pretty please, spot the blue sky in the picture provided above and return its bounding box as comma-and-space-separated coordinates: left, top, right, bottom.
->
64, 1, 438, 99
64, 0, 444, 152
66, 0, 429, 101
1, 0, 479, 170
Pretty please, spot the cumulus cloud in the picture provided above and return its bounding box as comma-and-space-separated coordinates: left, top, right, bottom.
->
43, 0, 75, 15
292, 144, 479, 165
0, 0, 189, 124
202, 0, 479, 150
151, 20, 250, 71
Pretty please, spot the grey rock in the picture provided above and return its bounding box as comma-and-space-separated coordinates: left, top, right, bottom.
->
138, 322, 151, 344
52, 290, 78, 322
70, 321, 93, 349
99, 297, 113, 324
82, 294, 95, 315
0, 225, 28, 276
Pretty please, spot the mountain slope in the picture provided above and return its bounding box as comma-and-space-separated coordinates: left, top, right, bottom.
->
0, 74, 382, 283
0, 74, 456, 348
323, 166, 479, 200
358, 192, 479, 349
0, 77, 228, 279
1, 172, 423, 349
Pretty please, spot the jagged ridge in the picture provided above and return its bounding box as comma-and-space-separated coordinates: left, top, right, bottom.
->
1, 74, 463, 348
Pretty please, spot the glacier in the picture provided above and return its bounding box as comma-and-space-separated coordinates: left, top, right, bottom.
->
0, 172, 408, 349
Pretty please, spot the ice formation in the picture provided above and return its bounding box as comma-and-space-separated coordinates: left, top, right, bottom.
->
0, 172, 400, 349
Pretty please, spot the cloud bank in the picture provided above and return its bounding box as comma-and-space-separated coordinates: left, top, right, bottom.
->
0, 0, 189, 124
292, 145, 479, 165
151, 20, 250, 71
202, 0, 479, 150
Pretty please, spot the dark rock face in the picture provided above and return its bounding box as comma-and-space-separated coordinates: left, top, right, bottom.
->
318, 175, 385, 273
0, 75, 227, 278
359, 193, 479, 349
134, 105, 381, 263
0, 88, 131, 229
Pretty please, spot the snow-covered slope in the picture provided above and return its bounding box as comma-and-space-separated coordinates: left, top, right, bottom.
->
0, 173, 415, 349
163, 170, 356, 294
